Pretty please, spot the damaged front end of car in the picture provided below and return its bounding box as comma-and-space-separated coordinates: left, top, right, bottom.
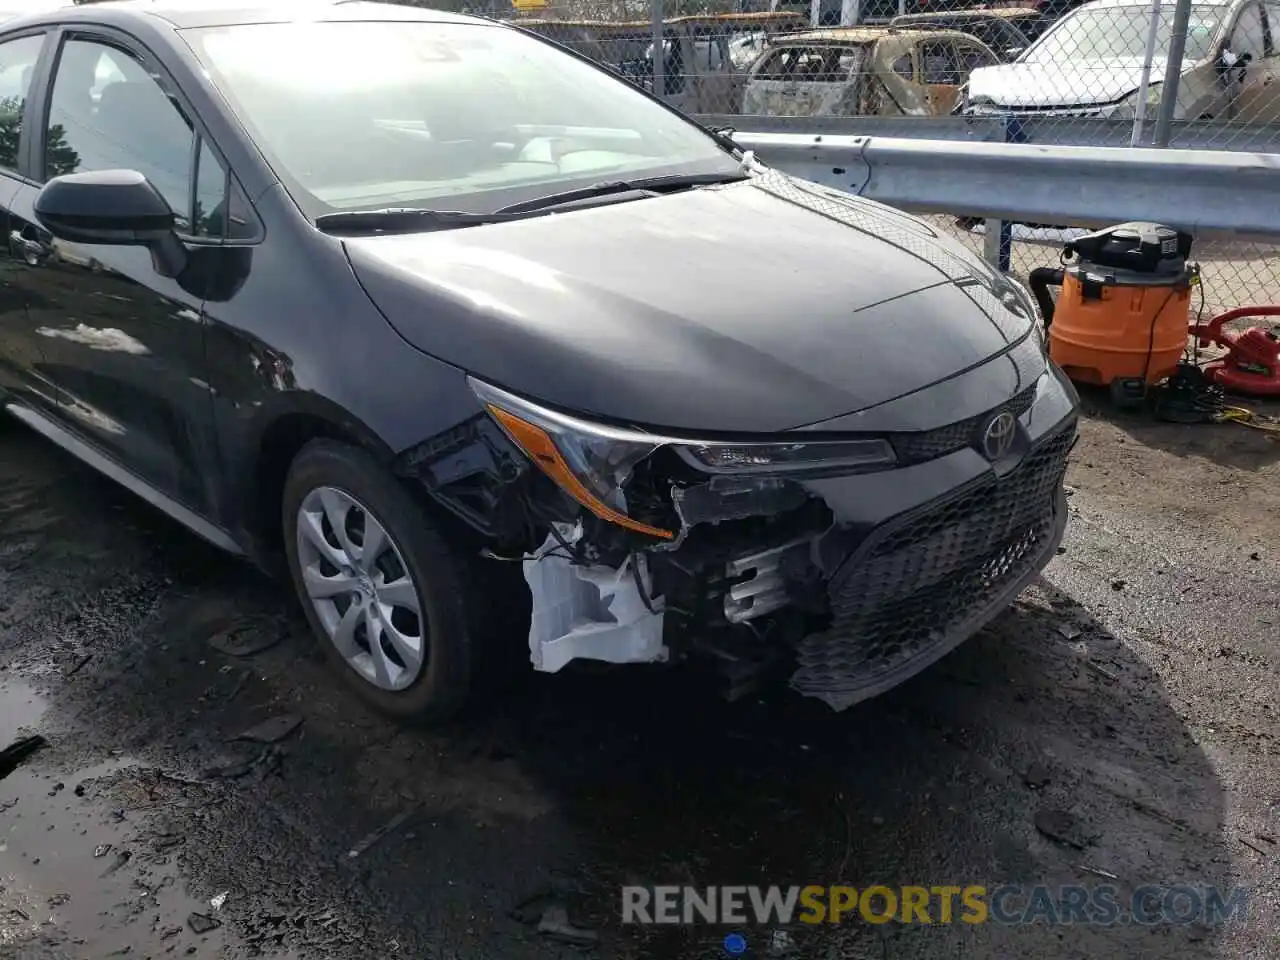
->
397, 375, 1074, 711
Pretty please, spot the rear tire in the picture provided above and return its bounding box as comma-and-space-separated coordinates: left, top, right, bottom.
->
282, 439, 472, 724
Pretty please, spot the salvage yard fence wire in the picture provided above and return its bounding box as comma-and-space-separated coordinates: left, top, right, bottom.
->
401, 0, 1279, 313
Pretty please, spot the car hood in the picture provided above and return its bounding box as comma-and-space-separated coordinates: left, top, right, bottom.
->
345, 172, 1038, 434
969, 57, 1177, 107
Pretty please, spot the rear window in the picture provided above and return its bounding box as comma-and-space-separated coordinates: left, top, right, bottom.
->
753, 44, 868, 81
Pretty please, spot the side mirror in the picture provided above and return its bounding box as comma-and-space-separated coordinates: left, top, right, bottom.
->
34, 169, 187, 278
1005, 46, 1025, 59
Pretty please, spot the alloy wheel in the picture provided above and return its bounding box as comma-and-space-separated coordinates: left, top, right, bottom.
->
295, 486, 426, 691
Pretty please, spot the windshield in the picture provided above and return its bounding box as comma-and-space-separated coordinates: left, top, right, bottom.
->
1023, 4, 1227, 63
182, 20, 738, 217
753, 44, 870, 80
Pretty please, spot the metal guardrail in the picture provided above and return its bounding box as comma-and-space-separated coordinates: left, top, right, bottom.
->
696, 114, 1280, 154
725, 131, 1280, 242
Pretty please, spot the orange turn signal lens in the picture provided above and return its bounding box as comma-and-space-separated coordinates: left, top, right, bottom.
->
487, 405, 675, 540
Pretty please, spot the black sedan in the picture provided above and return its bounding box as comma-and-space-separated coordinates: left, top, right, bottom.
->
0, 0, 1077, 723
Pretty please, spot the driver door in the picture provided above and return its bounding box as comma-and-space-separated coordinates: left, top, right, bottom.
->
6, 32, 221, 514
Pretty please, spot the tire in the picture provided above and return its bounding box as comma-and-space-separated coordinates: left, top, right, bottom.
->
282, 439, 472, 724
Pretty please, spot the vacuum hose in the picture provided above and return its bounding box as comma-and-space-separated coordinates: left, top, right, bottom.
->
1028, 267, 1065, 331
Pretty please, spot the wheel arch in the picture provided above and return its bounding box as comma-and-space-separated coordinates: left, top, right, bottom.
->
239, 392, 487, 568
239, 394, 395, 565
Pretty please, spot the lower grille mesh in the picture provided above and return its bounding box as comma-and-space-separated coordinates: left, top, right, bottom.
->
792, 424, 1075, 706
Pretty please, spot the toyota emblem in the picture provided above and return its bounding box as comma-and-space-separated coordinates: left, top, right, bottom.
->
981, 411, 1017, 461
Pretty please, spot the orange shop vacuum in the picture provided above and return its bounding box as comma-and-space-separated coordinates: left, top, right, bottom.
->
1028, 222, 1197, 406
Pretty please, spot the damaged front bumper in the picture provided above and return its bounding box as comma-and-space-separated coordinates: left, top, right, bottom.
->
790, 432, 1070, 710
504, 362, 1077, 711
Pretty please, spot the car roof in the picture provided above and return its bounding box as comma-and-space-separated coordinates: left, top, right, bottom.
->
890, 7, 1041, 20
516, 12, 805, 29
773, 26, 974, 43
1078, 0, 1232, 7
2, 0, 485, 32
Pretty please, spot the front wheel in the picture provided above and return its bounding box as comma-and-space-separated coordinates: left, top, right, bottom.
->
282, 440, 472, 724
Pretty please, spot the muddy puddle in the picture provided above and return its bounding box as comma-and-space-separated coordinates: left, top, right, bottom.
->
1, 677, 259, 959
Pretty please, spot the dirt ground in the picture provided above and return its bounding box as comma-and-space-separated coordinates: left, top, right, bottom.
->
3, 390, 1280, 960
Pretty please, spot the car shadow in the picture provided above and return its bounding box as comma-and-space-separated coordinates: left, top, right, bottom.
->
0, 427, 1233, 960
1074, 383, 1280, 472
435, 576, 1234, 958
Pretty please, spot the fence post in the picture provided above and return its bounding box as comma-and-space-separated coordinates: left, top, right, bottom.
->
983, 118, 1018, 272
1130, 0, 1163, 146
650, 0, 665, 103
1152, 0, 1193, 147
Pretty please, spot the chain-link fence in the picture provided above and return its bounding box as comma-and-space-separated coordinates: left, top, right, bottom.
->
395, 0, 1277, 311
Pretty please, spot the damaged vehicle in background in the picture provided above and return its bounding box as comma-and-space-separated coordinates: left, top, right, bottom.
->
0, 1, 1078, 724
743, 26, 1000, 117
887, 7, 1051, 62
962, 0, 1278, 121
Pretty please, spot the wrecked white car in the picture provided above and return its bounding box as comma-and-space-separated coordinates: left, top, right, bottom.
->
963, 0, 1280, 121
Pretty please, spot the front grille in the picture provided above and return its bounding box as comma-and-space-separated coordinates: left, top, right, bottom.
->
888, 385, 1037, 466
792, 423, 1074, 706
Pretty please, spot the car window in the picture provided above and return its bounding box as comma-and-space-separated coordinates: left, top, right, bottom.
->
755, 44, 865, 81
46, 39, 194, 230
1024, 3, 1228, 63
1011, 18, 1035, 44
892, 53, 914, 78
969, 23, 1000, 49
956, 40, 996, 72
184, 20, 740, 219
0, 33, 46, 173
90, 55, 126, 100
1230, 3, 1267, 59
920, 41, 961, 84
193, 136, 259, 241
1000, 21, 1032, 49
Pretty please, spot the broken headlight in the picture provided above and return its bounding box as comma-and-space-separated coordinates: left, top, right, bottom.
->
469, 378, 897, 540
470, 378, 674, 539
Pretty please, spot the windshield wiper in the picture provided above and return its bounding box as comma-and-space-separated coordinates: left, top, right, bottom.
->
315, 207, 512, 236
316, 171, 751, 234
492, 171, 750, 216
